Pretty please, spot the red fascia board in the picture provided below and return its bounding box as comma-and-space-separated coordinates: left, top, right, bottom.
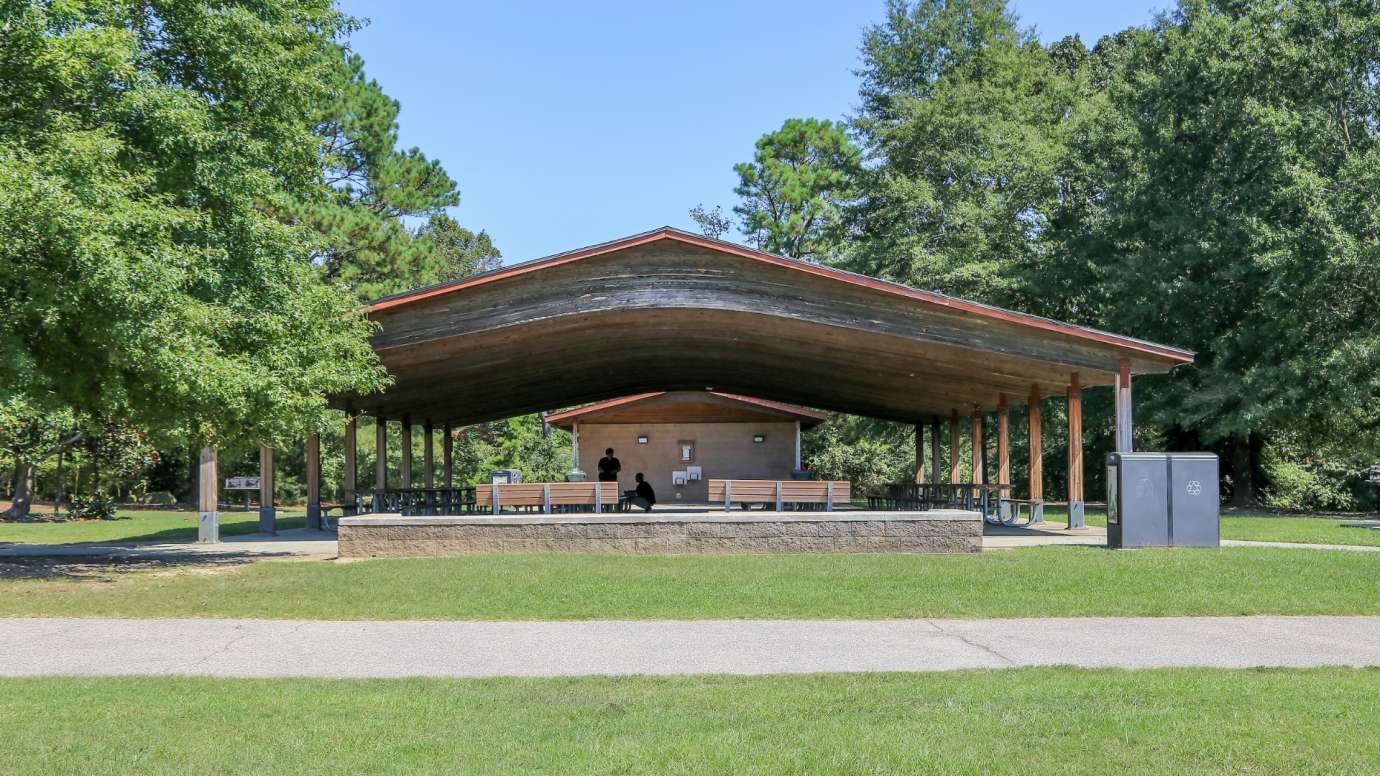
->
365, 228, 1194, 367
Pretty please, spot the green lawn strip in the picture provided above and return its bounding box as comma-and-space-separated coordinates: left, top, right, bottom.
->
3, 546, 1377, 620
0, 669, 1375, 775
0, 508, 306, 545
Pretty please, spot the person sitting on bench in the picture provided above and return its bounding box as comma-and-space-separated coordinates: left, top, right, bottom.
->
625, 472, 656, 512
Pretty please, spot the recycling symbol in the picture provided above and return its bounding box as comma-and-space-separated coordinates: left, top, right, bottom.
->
1186, 480, 1202, 496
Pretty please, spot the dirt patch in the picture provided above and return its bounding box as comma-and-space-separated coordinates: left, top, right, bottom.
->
0, 554, 254, 582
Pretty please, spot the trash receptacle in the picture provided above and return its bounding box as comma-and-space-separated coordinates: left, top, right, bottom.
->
1107, 453, 1219, 548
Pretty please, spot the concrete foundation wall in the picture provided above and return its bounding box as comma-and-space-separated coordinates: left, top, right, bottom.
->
339, 511, 981, 558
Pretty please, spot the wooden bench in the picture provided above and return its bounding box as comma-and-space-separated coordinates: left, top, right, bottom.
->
475, 482, 618, 514
707, 479, 851, 511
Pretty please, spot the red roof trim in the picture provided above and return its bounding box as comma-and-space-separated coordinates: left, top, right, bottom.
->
366, 227, 1194, 366
545, 392, 827, 427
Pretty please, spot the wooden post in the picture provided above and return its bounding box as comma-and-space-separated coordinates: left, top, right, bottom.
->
399, 414, 412, 489
198, 445, 219, 543
1115, 358, 1134, 452
258, 445, 276, 534
913, 423, 925, 484
374, 415, 386, 511
930, 416, 942, 485
343, 415, 357, 512
423, 421, 435, 489
1067, 372, 1085, 529
949, 410, 961, 484
443, 423, 454, 489
1028, 386, 1043, 502
306, 433, 321, 530
997, 395, 1010, 487
970, 408, 984, 486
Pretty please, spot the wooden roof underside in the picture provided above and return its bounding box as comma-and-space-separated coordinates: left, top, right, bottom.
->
545, 391, 828, 430
335, 229, 1192, 427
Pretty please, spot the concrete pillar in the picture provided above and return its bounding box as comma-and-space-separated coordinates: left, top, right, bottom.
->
443, 423, 454, 488
970, 408, 984, 486
198, 446, 219, 543
343, 415, 357, 512
1116, 358, 1134, 452
948, 410, 961, 484
423, 421, 435, 489
399, 414, 412, 489
306, 433, 321, 530
930, 416, 942, 485
1028, 386, 1043, 501
997, 395, 1010, 486
1067, 372, 1085, 529
258, 445, 276, 534
913, 423, 925, 484
374, 415, 386, 511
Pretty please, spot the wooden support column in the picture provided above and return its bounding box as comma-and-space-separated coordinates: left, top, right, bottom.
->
443, 423, 454, 488
197, 445, 219, 543
374, 415, 387, 511
343, 415, 357, 512
930, 416, 942, 485
949, 410, 961, 485
399, 414, 412, 489
1067, 372, 1085, 529
258, 445, 276, 534
970, 408, 984, 486
913, 423, 925, 484
423, 421, 435, 489
306, 433, 321, 530
1115, 358, 1134, 452
997, 395, 1011, 487
1028, 387, 1043, 502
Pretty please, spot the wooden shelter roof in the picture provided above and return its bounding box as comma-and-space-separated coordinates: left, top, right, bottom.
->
545, 391, 828, 431
335, 227, 1192, 426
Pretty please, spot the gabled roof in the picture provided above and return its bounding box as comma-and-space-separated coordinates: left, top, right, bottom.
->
545, 391, 828, 431
365, 226, 1194, 365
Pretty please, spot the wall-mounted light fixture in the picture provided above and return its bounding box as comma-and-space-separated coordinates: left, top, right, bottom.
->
753, 434, 766, 444
637, 434, 649, 445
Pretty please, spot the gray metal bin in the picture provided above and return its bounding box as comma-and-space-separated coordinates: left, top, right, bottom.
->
1107, 453, 1219, 548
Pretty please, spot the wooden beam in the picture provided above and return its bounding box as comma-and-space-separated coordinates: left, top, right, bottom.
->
197, 445, 218, 543
258, 445, 276, 534
442, 423, 454, 489
914, 423, 925, 484
399, 414, 412, 489
306, 433, 321, 530
949, 410, 961, 485
1028, 386, 1043, 501
970, 408, 984, 485
1068, 373, 1083, 502
997, 394, 1010, 485
423, 420, 434, 489
343, 415, 357, 509
930, 416, 942, 485
1115, 358, 1133, 452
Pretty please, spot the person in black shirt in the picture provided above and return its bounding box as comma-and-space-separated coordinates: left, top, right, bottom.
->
628, 472, 656, 512
597, 448, 621, 482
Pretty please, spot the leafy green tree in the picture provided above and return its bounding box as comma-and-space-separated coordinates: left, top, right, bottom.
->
732, 118, 860, 261
0, 399, 82, 518
0, 0, 388, 519
416, 213, 503, 280
687, 204, 734, 240
301, 50, 462, 298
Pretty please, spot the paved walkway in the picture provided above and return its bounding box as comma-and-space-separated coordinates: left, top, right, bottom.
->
2, 616, 1377, 678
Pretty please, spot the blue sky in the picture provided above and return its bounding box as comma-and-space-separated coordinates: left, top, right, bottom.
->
337, 1, 1170, 264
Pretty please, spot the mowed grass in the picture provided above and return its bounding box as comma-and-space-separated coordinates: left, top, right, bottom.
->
1, 669, 1376, 774
0, 508, 305, 545
2, 545, 1377, 620
1043, 506, 1380, 547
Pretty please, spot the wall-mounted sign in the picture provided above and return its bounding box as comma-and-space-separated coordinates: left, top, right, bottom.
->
637, 434, 649, 444
225, 476, 260, 490
752, 434, 766, 444
686, 466, 702, 482
672, 470, 688, 486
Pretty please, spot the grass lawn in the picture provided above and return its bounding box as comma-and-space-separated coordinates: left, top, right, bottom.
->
0, 508, 306, 545
0, 669, 1375, 774
2, 545, 1377, 620
1042, 505, 1380, 547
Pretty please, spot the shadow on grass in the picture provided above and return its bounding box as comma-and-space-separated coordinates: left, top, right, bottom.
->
0, 553, 260, 582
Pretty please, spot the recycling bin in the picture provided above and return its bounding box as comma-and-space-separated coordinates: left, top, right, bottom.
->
1107, 453, 1219, 548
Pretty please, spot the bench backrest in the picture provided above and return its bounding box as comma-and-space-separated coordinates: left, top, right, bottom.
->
707, 479, 851, 504
475, 482, 619, 510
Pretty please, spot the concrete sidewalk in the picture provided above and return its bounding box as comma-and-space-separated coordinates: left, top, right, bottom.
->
2, 616, 1377, 679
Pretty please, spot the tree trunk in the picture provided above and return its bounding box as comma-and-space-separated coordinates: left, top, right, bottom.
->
3, 458, 35, 520
1231, 432, 1253, 507
53, 448, 65, 517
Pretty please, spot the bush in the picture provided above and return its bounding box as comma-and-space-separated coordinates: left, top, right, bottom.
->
71, 493, 118, 520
